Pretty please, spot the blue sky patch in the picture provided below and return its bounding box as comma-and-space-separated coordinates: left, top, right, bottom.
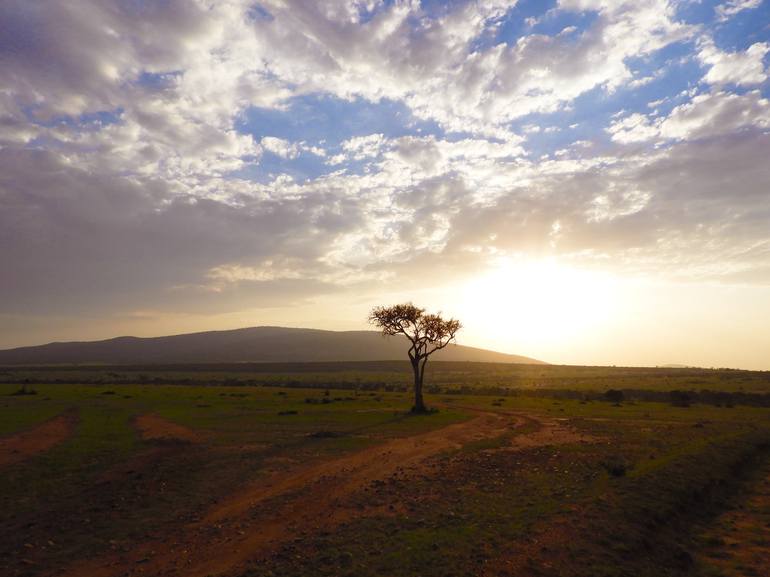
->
136, 71, 182, 91
235, 94, 447, 180
237, 94, 443, 144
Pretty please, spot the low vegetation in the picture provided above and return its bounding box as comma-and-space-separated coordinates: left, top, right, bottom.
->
2, 361, 769, 403
0, 365, 768, 577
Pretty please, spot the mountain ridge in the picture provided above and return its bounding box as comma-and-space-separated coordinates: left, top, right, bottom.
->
0, 326, 545, 366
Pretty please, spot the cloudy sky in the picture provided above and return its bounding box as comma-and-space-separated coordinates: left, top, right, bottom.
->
1, 0, 769, 368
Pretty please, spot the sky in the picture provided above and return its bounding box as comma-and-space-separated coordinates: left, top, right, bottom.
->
1, 0, 769, 369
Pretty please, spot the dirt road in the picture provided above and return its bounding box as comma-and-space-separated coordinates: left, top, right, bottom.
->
696, 459, 770, 576
134, 413, 202, 443
0, 411, 77, 468
57, 408, 590, 577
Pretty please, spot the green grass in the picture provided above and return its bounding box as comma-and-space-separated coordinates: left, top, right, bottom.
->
1, 378, 769, 577
3, 360, 769, 394
242, 395, 770, 577
0, 396, 64, 436
0, 382, 469, 576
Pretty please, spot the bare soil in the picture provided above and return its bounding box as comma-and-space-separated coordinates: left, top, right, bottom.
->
698, 462, 770, 576
133, 413, 202, 444
55, 409, 598, 577
500, 414, 598, 452
0, 411, 77, 468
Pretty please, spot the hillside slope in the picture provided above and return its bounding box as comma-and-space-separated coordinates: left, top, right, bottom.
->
0, 326, 544, 365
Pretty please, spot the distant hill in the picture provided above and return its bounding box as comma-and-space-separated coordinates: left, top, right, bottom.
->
0, 326, 544, 366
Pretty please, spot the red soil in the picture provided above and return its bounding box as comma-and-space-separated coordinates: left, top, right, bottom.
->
57, 409, 593, 577
0, 412, 77, 468
133, 413, 202, 443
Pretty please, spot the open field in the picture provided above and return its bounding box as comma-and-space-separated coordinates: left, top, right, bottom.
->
3, 360, 770, 396
2, 370, 770, 577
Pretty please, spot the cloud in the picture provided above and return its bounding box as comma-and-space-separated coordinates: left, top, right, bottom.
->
606, 113, 663, 144
337, 133, 387, 162
0, 147, 366, 315
0, 0, 768, 329
608, 90, 770, 142
660, 90, 770, 139
261, 136, 299, 159
715, 0, 764, 21
699, 40, 769, 86
430, 129, 770, 284
230, 0, 694, 135
0, 93, 38, 144
1, 0, 694, 156
0, 0, 284, 183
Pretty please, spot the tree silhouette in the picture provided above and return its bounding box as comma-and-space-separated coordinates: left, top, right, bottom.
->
369, 303, 461, 413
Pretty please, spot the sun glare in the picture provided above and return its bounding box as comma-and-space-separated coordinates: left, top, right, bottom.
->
456, 258, 618, 355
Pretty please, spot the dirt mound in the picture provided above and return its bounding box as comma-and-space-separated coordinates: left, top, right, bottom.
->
133, 414, 201, 444
0, 411, 77, 468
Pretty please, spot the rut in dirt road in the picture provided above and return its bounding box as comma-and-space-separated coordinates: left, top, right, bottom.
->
0, 411, 78, 468
57, 409, 593, 577
133, 413, 202, 444
57, 410, 520, 577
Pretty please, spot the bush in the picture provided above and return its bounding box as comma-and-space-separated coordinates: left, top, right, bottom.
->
603, 455, 631, 477
604, 389, 625, 405
669, 390, 692, 407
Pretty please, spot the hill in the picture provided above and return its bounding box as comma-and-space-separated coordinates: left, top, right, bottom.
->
0, 326, 544, 365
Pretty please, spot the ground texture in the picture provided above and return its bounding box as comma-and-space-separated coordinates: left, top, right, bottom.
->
1, 383, 768, 577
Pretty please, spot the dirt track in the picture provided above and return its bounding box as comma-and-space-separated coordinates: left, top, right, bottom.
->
134, 413, 202, 443
57, 409, 590, 577
697, 461, 770, 576
0, 412, 77, 468
504, 416, 597, 451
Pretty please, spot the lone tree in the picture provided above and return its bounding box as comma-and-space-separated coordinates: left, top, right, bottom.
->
369, 303, 461, 413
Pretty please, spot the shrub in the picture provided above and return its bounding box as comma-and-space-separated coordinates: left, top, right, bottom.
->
669, 390, 692, 407
603, 455, 631, 477
604, 389, 625, 405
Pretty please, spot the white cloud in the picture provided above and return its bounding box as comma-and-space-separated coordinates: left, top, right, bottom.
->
0, 0, 696, 164
261, 136, 300, 159
699, 40, 769, 86
235, 0, 694, 134
1, 0, 769, 327
342, 133, 387, 159
715, 0, 764, 21
660, 90, 770, 139
608, 90, 770, 142
607, 113, 663, 143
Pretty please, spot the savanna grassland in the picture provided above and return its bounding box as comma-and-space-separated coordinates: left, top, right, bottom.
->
4, 360, 770, 395
1, 363, 769, 577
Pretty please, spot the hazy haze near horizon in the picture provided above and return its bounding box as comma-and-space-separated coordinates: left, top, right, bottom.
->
1, 0, 769, 369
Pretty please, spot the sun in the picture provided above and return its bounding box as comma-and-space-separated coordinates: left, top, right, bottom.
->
454, 257, 619, 355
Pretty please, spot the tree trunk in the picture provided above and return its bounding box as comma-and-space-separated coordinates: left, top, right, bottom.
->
411, 358, 426, 413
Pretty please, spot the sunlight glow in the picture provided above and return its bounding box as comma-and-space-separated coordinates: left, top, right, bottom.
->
455, 258, 619, 355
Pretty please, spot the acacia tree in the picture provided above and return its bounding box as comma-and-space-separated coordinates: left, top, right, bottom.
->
369, 303, 461, 413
